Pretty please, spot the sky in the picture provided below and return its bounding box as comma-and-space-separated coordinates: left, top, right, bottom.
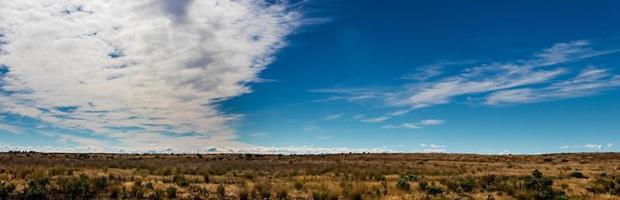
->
0, 0, 619, 154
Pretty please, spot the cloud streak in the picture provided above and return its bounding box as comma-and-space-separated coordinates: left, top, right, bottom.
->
315, 40, 619, 120
382, 119, 445, 129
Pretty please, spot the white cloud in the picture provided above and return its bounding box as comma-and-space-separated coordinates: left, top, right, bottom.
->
401, 60, 476, 81
249, 132, 268, 137
560, 143, 615, 151
314, 40, 619, 114
0, 1, 299, 151
583, 144, 603, 149
360, 116, 389, 123
422, 148, 447, 153
487, 67, 620, 104
382, 119, 444, 129
0, 143, 395, 154
402, 123, 422, 129
324, 113, 343, 120
420, 119, 444, 126
58, 134, 107, 147
420, 143, 445, 148
0, 123, 23, 134
533, 40, 618, 66
419, 144, 447, 153
380, 124, 399, 129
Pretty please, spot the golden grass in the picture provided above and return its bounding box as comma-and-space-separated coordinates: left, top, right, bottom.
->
0, 152, 619, 199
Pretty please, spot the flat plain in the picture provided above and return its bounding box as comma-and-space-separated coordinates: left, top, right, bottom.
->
1, 152, 619, 199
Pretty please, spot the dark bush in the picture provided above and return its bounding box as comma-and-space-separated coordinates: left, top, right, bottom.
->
58, 175, 91, 199
312, 188, 338, 200
203, 174, 210, 183
93, 176, 109, 192
401, 173, 419, 181
109, 186, 120, 199
276, 190, 288, 200
239, 188, 249, 200
396, 177, 410, 191
523, 169, 566, 200
294, 181, 304, 190
166, 186, 177, 198
587, 177, 620, 195
23, 177, 49, 200
425, 185, 444, 195
419, 181, 429, 191
173, 174, 189, 187
0, 182, 16, 199
568, 171, 588, 179
459, 179, 475, 192
151, 189, 164, 200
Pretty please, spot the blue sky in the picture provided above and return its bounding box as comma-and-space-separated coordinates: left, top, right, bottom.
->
0, 0, 619, 154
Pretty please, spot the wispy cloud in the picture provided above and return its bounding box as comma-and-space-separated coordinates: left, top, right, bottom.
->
0, 1, 300, 151
324, 113, 343, 120
314, 40, 619, 120
486, 67, 620, 104
401, 60, 477, 81
381, 119, 445, 129
249, 132, 268, 137
0, 123, 23, 134
360, 116, 389, 123
402, 123, 422, 129
420, 119, 444, 126
58, 134, 107, 147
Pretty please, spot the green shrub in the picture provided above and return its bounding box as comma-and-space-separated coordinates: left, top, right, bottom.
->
523, 169, 566, 200
396, 177, 410, 191
419, 181, 428, 190
173, 174, 189, 187
151, 189, 164, 200
568, 171, 588, 179
401, 173, 419, 181
57, 175, 91, 199
459, 179, 475, 192
587, 177, 620, 195
312, 188, 338, 200
93, 176, 109, 192
425, 185, 444, 196
166, 186, 177, 198
0, 182, 16, 199
24, 177, 49, 200
294, 181, 304, 190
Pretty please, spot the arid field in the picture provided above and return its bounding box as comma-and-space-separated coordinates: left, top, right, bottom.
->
1, 152, 619, 200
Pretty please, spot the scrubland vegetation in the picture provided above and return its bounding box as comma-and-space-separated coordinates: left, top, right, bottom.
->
0, 152, 619, 199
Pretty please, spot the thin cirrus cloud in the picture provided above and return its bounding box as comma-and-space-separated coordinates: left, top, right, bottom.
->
560, 143, 614, 150
314, 40, 619, 121
381, 119, 445, 129
0, 1, 300, 151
